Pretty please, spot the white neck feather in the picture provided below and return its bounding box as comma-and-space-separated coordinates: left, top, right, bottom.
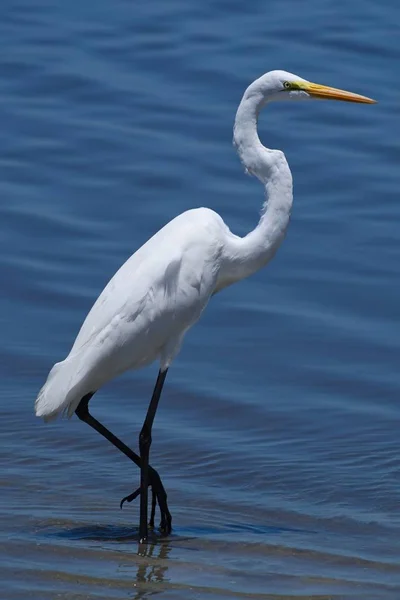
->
218, 84, 293, 289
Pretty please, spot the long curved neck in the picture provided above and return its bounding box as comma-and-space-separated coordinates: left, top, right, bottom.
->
219, 86, 293, 288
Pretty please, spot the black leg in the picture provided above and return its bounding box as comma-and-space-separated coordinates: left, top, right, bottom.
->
149, 488, 157, 529
76, 393, 141, 466
75, 391, 171, 537
138, 368, 168, 542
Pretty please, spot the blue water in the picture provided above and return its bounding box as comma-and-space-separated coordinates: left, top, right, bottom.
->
1, 0, 400, 598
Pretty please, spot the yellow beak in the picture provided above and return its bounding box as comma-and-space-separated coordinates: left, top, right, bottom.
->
300, 82, 376, 104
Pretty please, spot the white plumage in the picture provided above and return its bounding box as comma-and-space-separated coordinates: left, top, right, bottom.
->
36, 208, 226, 420
35, 70, 375, 423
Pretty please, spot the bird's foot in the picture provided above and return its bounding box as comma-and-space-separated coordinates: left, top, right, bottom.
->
120, 467, 172, 535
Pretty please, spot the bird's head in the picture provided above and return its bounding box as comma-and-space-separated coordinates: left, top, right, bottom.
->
254, 70, 376, 104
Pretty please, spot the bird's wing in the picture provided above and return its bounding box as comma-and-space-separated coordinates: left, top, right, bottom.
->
36, 207, 227, 420
68, 208, 225, 368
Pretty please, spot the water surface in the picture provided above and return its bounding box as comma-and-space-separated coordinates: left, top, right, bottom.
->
1, 0, 400, 598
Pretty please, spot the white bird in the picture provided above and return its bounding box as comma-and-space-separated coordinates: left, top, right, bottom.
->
35, 70, 375, 542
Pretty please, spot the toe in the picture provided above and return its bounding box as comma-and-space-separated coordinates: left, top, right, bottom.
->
120, 487, 140, 509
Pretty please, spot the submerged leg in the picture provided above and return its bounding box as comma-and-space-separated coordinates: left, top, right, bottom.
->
75, 392, 171, 536
138, 368, 168, 542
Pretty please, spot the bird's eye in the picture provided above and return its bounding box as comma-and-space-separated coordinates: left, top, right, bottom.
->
283, 81, 291, 89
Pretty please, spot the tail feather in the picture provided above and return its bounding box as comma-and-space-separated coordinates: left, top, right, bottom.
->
35, 355, 87, 422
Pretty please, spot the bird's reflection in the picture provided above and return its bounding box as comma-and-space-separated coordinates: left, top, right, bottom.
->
56, 524, 173, 598
126, 540, 172, 599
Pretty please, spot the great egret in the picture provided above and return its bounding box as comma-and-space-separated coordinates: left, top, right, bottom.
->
35, 70, 375, 542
